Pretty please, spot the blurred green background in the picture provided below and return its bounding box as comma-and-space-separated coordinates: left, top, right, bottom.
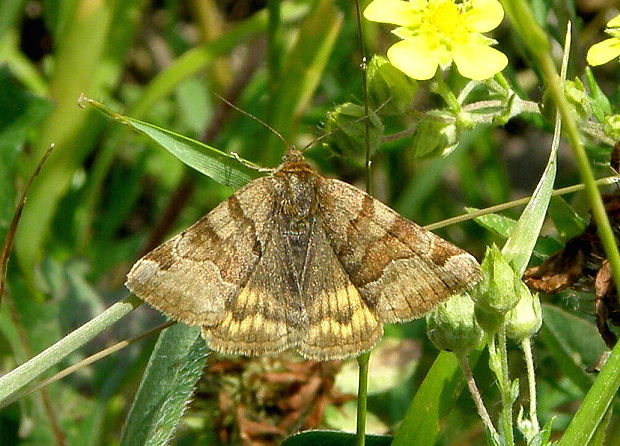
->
1, 0, 619, 445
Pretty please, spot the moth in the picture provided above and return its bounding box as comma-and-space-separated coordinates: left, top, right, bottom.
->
126, 149, 481, 360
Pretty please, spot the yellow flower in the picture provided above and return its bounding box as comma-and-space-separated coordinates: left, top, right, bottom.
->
364, 0, 507, 80
587, 14, 620, 66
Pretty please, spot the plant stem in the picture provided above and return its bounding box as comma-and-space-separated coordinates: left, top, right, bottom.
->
356, 351, 371, 446
0, 294, 142, 404
497, 327, 515, 445
457, 352, 498, 437
433, 72, 461, 113
522, 338, 540, 433
354, 0, 372, 192
424, 175, 618, 231
355, 5, 371, 444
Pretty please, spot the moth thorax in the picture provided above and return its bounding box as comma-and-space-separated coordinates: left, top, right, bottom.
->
277, 173, 318, 221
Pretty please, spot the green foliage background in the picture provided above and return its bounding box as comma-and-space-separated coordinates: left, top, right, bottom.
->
0, 0, 619, 445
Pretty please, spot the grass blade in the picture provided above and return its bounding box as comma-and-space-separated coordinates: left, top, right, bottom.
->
0, 294, 142, 404
81, 96, 262, 189
558, 340, 620, 446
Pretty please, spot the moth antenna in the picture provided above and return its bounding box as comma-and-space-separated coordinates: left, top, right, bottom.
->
214, 93, 293, 151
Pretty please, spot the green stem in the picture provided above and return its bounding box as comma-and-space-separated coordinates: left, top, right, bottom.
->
424, 175, 619, 231
355, 4, 371, 444
0, 295, 142, 404
522, 338, 540, 433
497, 327, 515, 445
356, 351, 371, 446
433, 72, 461, 113
456, 352, 498, 437
354, 0, 372, 191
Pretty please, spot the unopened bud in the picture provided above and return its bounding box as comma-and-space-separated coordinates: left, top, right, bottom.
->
475, 305, 505, 334
367, 55, 417, 116
323, 102, 383, 165
505, 283, 542, 342
426, 294, 483, 353
472, 245, 520, 315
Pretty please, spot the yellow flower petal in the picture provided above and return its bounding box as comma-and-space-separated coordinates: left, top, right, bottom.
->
587, 38, 620, 66
363, 0, 425, 26
463, 0, 504, 32
387, 37, 440, 80
608, 14, 620, 28
453, 43, 507, 80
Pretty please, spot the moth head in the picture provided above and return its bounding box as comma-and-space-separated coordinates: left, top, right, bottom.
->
281, 149, 305, 165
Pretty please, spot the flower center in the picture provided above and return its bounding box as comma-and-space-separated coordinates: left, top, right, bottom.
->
425, 0, 461, 37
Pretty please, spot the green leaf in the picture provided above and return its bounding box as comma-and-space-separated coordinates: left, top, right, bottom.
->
472, 212, 562, 258
501, 119, 559, 273
539, 304, 600, 393
83, 97, 262, 189
281, 430, 392, 446
584, 67, 612, 123
548, 196, 587, 241
120, 324, 207, 446
391, 347, 483, 446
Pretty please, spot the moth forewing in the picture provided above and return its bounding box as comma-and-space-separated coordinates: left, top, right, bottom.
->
126, 149, 481, 360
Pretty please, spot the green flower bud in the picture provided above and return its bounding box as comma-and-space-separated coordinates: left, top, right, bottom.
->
474, 305, 505, 334
505, 283, 542, 342
367, 55, 417, 116
472, 245, 520, 315
410, 114, 459, 158
426, 294, 483, 353
323, 102, 384, 165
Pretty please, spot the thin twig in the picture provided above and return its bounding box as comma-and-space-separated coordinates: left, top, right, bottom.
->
457, 352, 498, 437
423, 175, 620, 232
0, 144, 55, 306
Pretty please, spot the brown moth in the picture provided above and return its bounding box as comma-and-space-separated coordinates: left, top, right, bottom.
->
126, 149, 481, 360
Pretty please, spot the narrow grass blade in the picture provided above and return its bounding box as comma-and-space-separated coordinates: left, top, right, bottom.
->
558, 340, 620, 446
81, 96, 262, 189
119, 324, 207, 446
501, 117, 559, 273
0, 294, 142, 404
